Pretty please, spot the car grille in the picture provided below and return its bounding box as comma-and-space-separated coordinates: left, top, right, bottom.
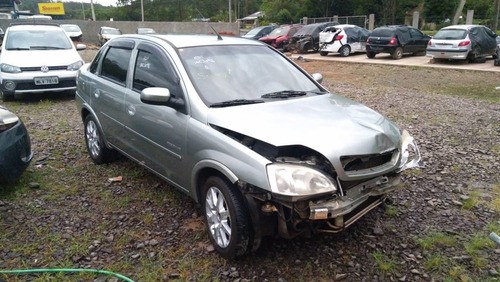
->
15, 78, 76, 90
20, 66, 68, 72
340, 150, 397, 172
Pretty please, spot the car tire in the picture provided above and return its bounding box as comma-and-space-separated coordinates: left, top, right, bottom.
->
339, 45, 351, 57
366, 51, 376, 59
391, 47, 403, 60
202, 176, 252, 259
319, 51, 328, 56
84, 115, 114, 164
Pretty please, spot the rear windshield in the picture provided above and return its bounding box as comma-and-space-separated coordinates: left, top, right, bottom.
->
371, 28, 395, 37
433, 29, 467, 40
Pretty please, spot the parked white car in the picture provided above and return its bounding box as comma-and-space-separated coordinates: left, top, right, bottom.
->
0, 22, 86, 101
319, 24, 371, 57
61, 24, 83, 41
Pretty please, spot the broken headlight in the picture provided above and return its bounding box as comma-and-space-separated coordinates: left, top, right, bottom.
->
397, 130, 421, 172
267, 163, 337, 196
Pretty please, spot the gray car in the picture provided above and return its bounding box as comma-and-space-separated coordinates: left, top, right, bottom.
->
426, 25, 497, 61
76, 34, 421, 258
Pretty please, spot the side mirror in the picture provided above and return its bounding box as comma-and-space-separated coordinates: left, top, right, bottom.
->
312, 73, 323, 84
141, 87, 185, 110
76, 43, 86, 50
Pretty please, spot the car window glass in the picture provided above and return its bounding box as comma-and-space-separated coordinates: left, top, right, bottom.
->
409, 28, 423, 38
179, 45, 321, 106
371, 28, 394, 37
100, 47, 132, 85
89, 47, 105, 74
5, 29, 72, 50
133, 48, 180, 97
398, 28, 411, 42
433, 29, 467, 40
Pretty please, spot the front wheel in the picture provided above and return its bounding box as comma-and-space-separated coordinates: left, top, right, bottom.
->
203, 176, 252, 259
84, 115, 114, 164
319, 51, 328, 56
391, 47, 403, 60
339, 45, 351, 57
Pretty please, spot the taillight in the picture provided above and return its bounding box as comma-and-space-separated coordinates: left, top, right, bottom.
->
428, 40, 432, 46
458, 40, 470, 47
366, 38, 371, 43
335, 34, 344, 41
389, 37, 396, 45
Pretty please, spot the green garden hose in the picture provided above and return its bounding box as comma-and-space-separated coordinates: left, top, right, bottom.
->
0, 268, 134, 282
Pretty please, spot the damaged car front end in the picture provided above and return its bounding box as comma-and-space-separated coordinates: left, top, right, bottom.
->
77, 36, 420, 259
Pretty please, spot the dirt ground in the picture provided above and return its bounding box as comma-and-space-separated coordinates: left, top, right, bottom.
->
1, 49, 499, 281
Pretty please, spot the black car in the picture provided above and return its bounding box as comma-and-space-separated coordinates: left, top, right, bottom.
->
242, 24, 277, 40
290, 22, 338, 53
0, 105, 32, 184
366, 25, 431, 59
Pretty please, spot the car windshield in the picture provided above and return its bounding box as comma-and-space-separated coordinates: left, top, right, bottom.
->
245, 27, 265, 36
5, 29, 73, 50
294, 24, 323, 36
179, 45, 322, 106
433, 29, 467, 40
62, 25, 81, 32
102, 28, 121, 35
269, 26, 289, 36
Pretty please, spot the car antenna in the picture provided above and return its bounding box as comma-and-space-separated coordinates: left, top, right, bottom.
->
196, 8, 222, 40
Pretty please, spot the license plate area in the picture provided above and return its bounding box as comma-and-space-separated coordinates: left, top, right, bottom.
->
34, 76, 59, 85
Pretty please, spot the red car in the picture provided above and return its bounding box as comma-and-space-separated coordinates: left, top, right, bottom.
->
259, 24, 303, 51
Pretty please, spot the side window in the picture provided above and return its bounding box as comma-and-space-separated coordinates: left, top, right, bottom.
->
132, 44, 181, 97
89, 47, 105, 74
409, 28, 423, 38
101, 47, 132, 85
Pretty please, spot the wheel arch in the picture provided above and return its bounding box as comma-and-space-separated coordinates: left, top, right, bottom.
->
80, 105, 113, 150
192, 160, 239, 204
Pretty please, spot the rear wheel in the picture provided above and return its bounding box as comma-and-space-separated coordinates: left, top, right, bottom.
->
202, 176, 252, 259
84, 115, 114, 164
391, 47, 403, 60
339, 45, 351, 57
366, 51, 376, 58
319, 51, 328, 56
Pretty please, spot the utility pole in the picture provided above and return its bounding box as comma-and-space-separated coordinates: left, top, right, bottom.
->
90, 0, 96, 21
228, 0, 232, 22
140, 0, 144, 21
452, 0, 466, 25
495, 0, 499, 31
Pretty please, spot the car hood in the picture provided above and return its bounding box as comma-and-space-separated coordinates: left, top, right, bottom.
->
0, 49, 83, 67
207, 94, 401, 158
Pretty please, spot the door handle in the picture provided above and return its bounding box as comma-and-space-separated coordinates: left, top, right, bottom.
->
127, 104, 136, 116
93, 89, 100, 98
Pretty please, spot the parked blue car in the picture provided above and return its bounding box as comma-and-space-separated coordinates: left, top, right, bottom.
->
0, 105, 32, 184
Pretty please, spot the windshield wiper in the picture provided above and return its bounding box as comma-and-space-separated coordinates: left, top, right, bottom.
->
7, 47, 30, 50
29, 46, 67, 50
261, 90, 308, 99
210, 99, 264, 108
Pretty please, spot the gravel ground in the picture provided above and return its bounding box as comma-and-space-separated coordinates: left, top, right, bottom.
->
0, 49, 499, 281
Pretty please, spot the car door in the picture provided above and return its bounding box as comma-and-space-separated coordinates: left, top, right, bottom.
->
409, 28, 430, 53
90, 39, 134, 149
123, 41, 189, 190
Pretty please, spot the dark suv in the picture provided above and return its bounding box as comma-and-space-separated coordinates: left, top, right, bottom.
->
366, 25, 431, 59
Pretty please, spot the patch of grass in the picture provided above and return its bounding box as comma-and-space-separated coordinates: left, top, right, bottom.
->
424, 254, 449, 272
384, 204, 399, 217
489, 183, 500, 212
462, 190, 480, 210
417, 231, 457, 250
446, 265, 472, 282
372, 251, 397, 274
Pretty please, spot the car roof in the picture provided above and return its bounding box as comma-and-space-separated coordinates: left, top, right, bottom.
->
120, 34, 264, 49
7, 24, 62, 31
440, 25, 481, 30
101, 26, 119, 30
